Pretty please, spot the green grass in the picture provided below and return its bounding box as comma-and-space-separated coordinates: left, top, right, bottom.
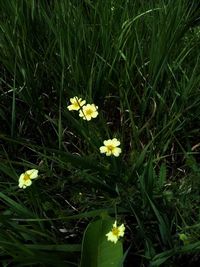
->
0, 0, 200, 266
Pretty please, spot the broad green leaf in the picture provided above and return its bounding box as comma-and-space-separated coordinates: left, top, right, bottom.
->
80, 218, 124, 267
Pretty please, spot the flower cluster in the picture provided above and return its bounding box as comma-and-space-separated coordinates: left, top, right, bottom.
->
19, 97, 121, 190
67, 96, 98, 121
106, 221, 125, 244
18, 96, 125, 245
18, 169, 38, 189
68, 96, 122, 157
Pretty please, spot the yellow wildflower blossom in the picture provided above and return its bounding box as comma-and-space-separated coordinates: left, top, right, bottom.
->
67, 97, 86, 111
100, 138, 121, 157
18, 169, 38, 189
106, 221, 125, 244
79, 104, 98, 121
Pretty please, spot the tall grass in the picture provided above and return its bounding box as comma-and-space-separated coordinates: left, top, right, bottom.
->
0, 0, 200, 266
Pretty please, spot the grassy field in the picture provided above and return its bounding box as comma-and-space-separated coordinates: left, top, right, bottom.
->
0, 0, 200, 266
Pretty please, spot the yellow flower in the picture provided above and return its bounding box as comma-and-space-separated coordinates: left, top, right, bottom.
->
100, 138, 121, 157
18, 169, 38, 189
106, 221, 125, 244
67, 97, 86, 111
79, 104, 98, 121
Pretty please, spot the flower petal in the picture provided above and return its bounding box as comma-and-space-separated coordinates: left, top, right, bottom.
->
112, 147, 122, 157
100, 146, 108, 153
106, 231, 118, 243
26, 169, 38, 179
105, 150, 112, 156
118, 224, 125, 237
112, 138, 120, 146
104, 140, 111, 146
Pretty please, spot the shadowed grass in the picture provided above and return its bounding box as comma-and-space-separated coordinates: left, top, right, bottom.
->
0, 0, 200, 266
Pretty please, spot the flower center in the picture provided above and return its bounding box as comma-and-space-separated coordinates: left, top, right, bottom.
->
112, 227, 119, 237
107, 145, 114, 151
24, 173, 30, 181
73, 101, 80, 108
85, 109, 93, 116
